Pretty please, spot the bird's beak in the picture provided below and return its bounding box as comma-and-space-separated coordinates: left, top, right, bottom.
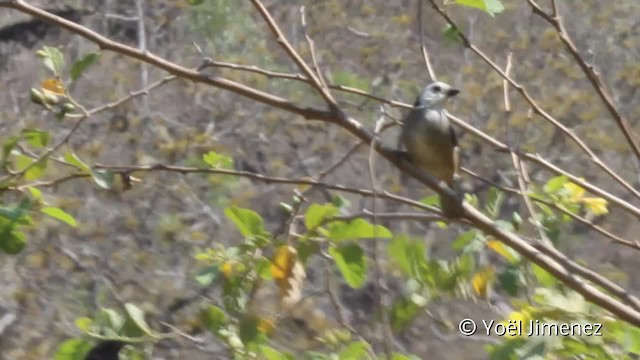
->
447, 88, 460, 97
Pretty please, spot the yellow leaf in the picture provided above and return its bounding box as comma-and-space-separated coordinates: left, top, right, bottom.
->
563, 182, 585, 202
270, 246, 306, 309
582, 197, 608, 215
41, 78, 65, 95
486, 240, 517, 263
271, 246, 297, 281
471, 266, 495, 297
500, 310, 532, 338
220, 261, 235, 279
257, 317, 275, 335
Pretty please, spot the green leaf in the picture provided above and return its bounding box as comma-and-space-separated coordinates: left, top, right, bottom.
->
203, 151, 233, 169
420, 195, 440, 206
485, 187, 504, 219
543, 175, 568, 194
124, 303, 154, 336
64, 150, 91, 173
15, 154, 48, 180
390, 296, 420, 332
21, 128, 50, 148
99, 308, 125, 330
0, 136, 19, 168
42, 207, 78, 227
195, 265, 219, 286
388, 236, 426, 277
332, 195, 351, 209
0, 229, 26, 254
442, 24, 463, 45
328, 218, 392, 241
92, 169, 115, 189
329, 244, 367, 288
452, 230, 478, 250
498, 264, 519, 296
238, 314, 259, 344
224, 206, 267, 239
305, 203, 339, 229
54, 338, 93, 360
455, 0, 504, 16
40, 46, 65, 75
187, 0, 205, 5
201, 305, 227, 333
626, 326, 640, 354
488, 338, 527, 360
260, 345, 289, 360
0, 203, 27, 221
70, 52, 100, 81
531, 264, 557, 287
27, 186, 43, 201
338, 341, 369, 360
74, 317, 93, 331
256, 257, 273, 279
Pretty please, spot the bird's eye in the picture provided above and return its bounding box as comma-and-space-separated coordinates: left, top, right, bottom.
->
432, 85, 441, 93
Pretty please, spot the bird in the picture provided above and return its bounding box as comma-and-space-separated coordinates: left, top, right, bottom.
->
399, 81, 464, 217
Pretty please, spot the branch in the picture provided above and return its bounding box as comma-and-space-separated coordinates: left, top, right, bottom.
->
463, 167, 640, 252
447, 112, 640, 220
417, 0, 437, 81
425, 0, 640, 202
5, 0, 640, 327
250, 0, 338, 110
527, 0, 640, 161
92, 163, 447, 214
2, 0, 333, 122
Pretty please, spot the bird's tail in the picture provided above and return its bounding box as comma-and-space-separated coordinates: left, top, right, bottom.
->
440, 177, 464, 218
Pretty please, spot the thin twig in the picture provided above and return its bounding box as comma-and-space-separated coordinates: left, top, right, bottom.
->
426, 0, 640, 201
527, 0, 640, 161
5, 0, 640, 327
511, 153, 552, 245
300, 6, 328, 89
417, 0, 437, 81
463, 167, 640, 251
367, 111, 394, 357
250, 0, 338, 109
446, 112, 640, 219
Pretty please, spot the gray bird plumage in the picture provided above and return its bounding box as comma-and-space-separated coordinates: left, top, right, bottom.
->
400, 81, 463, 216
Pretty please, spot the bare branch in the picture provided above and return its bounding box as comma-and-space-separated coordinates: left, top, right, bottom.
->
5, 0, 640, 327
463, 167, 640, 251
447, 112, 640, 220
426, 0, 640, 201
2, 0, 333, 122
250, 0, 338, 109
417, 0, 437, 81
527, 0, 640, 160
300, 6, 328, 89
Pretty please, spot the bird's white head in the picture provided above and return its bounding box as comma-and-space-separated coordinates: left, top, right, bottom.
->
416, 81, 460, 109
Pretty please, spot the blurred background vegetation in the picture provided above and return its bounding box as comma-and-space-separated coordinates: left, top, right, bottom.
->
1, 0, 639, 358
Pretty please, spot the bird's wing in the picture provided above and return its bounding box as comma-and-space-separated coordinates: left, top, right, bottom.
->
449, 125, 458, 147
450, 126, 461, 183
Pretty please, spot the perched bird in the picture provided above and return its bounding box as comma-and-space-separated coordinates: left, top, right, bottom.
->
400, 81, 463, 217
